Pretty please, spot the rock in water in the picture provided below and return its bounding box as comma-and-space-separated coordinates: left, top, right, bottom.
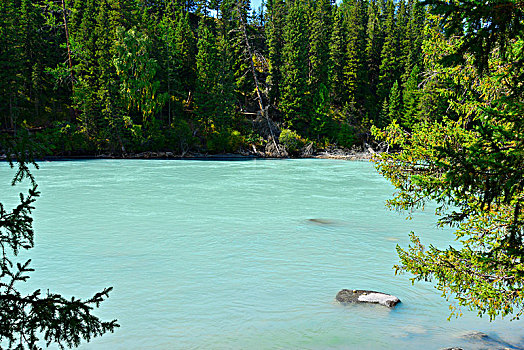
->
336, 289, 400, 308
308, 218, 336, 225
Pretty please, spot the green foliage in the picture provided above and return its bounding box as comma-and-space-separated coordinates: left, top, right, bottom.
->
175, 13, 197, 100
401, 64, 421, 129
374, 13, 524, 320
429, 0, 524, 73
206, 128, 244, 153
279, 128, 306, 154
386, 80, 401, 124
376, 0, 398, 104
266, 0, 286, 105
158, 10, 182, 126
309, 0, 331, 105
329, 5, 346, 106
170, 119, 197, 153
114, 27, 167, 123
336, 122, 356, 148
281, 0, 309, 131
311, 84, 330, 136
194, 23, 236, 136
343, 0, 368, 114
1, 0, 430, 155
0, 134, 118, 348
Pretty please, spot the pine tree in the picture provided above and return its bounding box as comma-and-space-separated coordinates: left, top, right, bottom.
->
158, 9, 182, 125
0, 136, 118, 350
401, 0, 425, 83
386, 80, 401, 123
281, 0, 309, 131
266, 0, 286, 106
374, 1, 524, 319
0, 0, 22, 130
175, 13, 197, 105
18, 0, 45, 122
364, 0, 383, 118
329, 5, 346, 106
228, 0, 254, 108
376, 0, 397, 104
395, 0, 409, 81
309, 0, 331, 94
343, 0, 368, 115
309, 0, 332, 134
215, 31, 236, 129
195, 24, 221, 130
401, 64, 420, 129
73, 0, 99, 136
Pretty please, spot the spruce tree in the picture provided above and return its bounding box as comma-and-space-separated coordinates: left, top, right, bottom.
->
395, 0, 409, 82
215, 31, 237, 129
309, 0, 332, 134
309, 0, 331, 93
401, 0, 425, 84
376, 0, 397, 105
401, 64, 420, 129
281, 0, 309, 131
386, 80, 401, 123
364, 0, 383, 118
343, 0, 368, 116
266, 0, 286, 106
73, 0, 99, 136
195, 24, 221, 130
158, 9, 182, 125
329, 5, 347, 107
228, 0, 254, 108
0, 0, 22, 130
175, 13, 197, 105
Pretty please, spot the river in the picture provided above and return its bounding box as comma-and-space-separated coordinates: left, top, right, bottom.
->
2, 159, 523, 349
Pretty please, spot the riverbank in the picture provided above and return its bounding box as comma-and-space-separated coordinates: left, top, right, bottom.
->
32, 150, 375, 161
18, 145, 377, 162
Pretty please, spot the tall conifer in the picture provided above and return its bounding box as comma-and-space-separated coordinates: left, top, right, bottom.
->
309, 0, 332, 134
343, 0, 368, 116
376, 0, 398, 106
329, 5, 346, 106
281, 0, 309, 130
266, 0, 286, 106
364, 0, 383, 118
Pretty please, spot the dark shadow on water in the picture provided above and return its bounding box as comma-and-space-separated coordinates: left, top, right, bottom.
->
307, 218, 342, 226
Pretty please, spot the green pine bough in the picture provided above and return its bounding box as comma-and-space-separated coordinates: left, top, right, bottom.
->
373, 9, 524, 320
0, 134, 118, 349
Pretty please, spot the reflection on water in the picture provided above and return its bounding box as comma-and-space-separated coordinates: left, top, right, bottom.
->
2, 159, 523, 349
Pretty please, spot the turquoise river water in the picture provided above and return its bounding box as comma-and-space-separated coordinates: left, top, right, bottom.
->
2, 159, 524, 349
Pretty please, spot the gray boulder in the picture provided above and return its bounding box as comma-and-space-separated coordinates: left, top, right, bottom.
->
336, 289, 400, 307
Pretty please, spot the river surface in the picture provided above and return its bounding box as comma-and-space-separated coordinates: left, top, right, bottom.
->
2, 159, 524, 349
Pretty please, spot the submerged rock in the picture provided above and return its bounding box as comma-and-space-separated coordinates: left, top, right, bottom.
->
336, 289, 400, 307
308, 218, 336, 225
456, 331, 523, 350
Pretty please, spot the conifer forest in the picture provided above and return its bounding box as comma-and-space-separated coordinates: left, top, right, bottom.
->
0, 0, 426, 156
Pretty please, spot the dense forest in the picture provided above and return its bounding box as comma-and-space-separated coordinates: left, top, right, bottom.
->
0, 0, 427, 156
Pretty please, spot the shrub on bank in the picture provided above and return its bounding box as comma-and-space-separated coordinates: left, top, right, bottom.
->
279, 129, 306, 154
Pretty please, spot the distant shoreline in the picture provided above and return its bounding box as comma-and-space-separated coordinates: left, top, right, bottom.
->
33, 151, 374, 162
2, 149, 376, 162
